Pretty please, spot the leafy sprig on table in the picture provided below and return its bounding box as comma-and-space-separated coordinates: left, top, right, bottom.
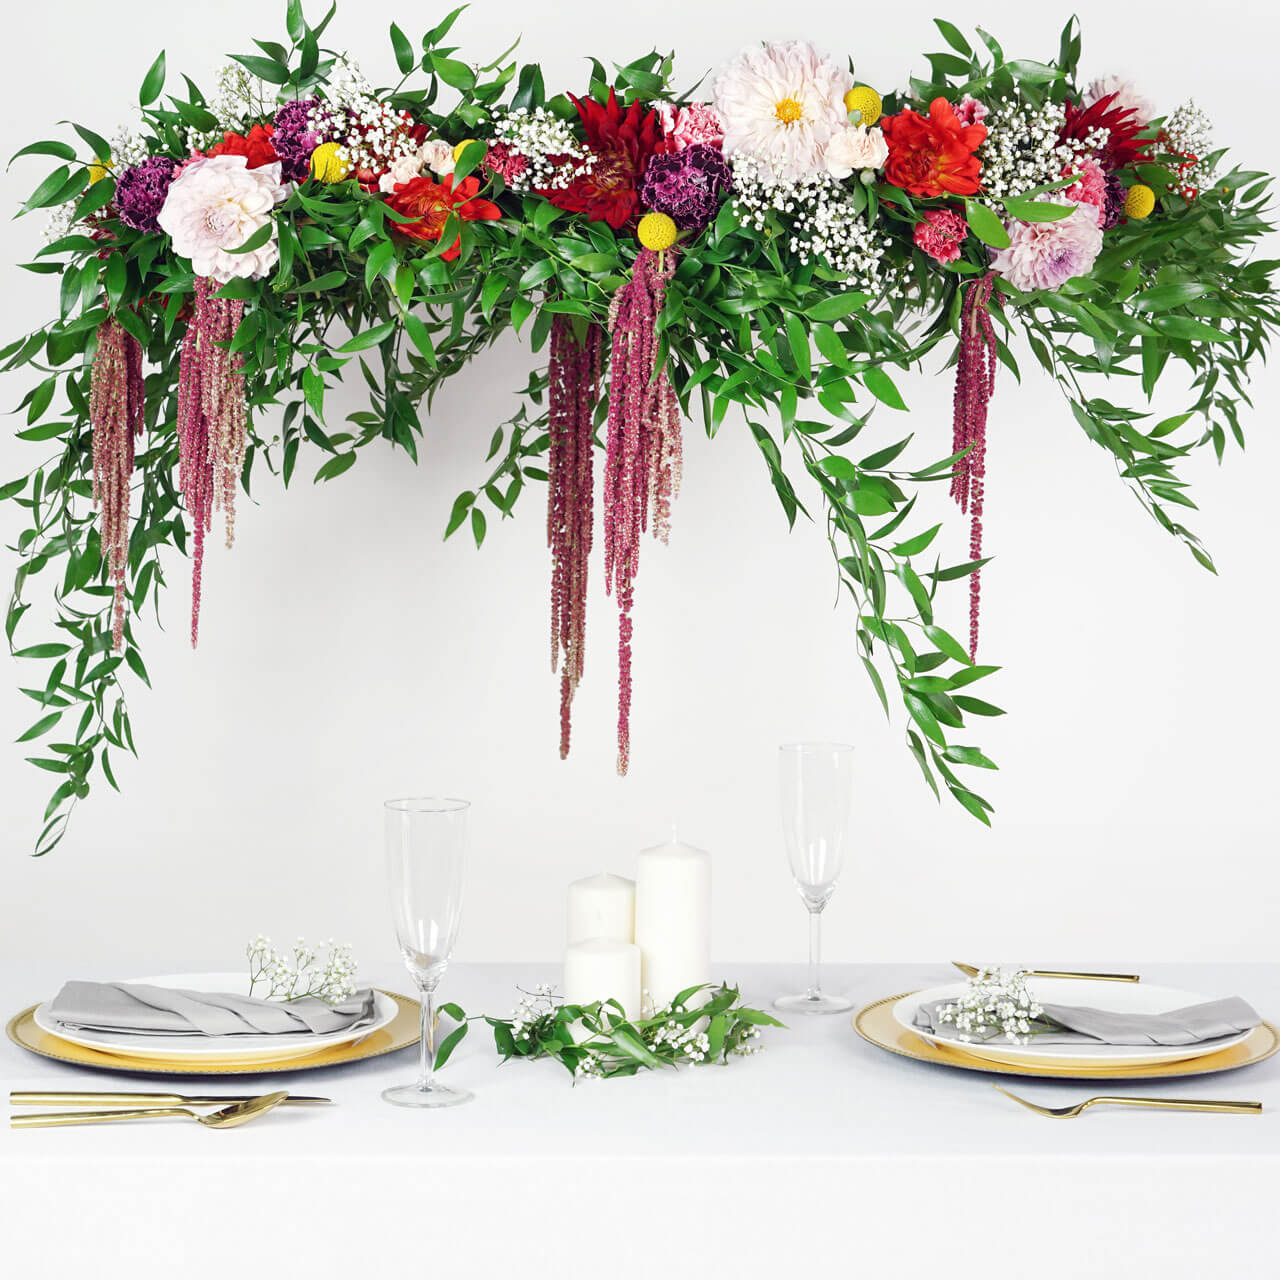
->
433, 982, 784, 1080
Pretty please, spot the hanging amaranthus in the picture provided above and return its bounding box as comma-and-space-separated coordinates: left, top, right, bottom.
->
176, 276, 248, 647
89, 317, 145, 651
547, 314, 603, 759
603, 247, 684, 775
951, 271, 1000, 659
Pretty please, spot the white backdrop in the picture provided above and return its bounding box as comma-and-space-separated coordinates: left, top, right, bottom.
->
1, 0, 1276, 984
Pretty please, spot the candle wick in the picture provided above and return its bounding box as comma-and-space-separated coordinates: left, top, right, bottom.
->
670, 820, 678, 844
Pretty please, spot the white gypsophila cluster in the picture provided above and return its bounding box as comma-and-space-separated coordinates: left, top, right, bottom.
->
316, 54, 419, 175
651, 1018, 712, 1061
246, 934, 358, 1004
492, 107, 591, 191
183, 64, 275, 152
508, 982, 556, 1042
732, 1026, 764, 1056
978, 100, 1106, 200
42, 203, 78, 245
936, 967, 1046, 1044
1163, 100, 1217, 193
108, 123, 151, 171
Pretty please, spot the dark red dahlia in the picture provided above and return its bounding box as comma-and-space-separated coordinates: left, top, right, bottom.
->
543, 87, 662, 230
1060, 93, 1151, 172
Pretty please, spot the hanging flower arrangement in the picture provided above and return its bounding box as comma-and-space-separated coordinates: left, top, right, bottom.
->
5, 5, 1278, 852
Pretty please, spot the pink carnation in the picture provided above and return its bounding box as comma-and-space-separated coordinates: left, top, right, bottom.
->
914, 208, 969, 263
656, 103, 725, 154
1061, 157, 1108, 226
990, 200, 1104, 292
955, 95, 988, 127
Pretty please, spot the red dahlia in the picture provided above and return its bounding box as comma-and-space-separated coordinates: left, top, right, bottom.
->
1059, 93, 1152, 172
543, 87, 662, 230
881, 98, 986, 198
384, 174, 501, 260
208, 124, 281, 170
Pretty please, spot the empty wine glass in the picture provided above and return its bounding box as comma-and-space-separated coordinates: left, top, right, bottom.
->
382, 796, 474, 1108
775, 743, 854, 1014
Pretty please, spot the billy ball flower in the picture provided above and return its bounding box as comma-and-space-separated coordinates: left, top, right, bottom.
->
637, 211, 678, 250
640, 143, 733, 231
843, 85, 882, 127
310, 142, 351, 183
1124, 183, 1156, 219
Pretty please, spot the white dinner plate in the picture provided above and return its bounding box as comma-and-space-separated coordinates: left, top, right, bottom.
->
895, 979, 1255, 1069
34, 972, 398, 1063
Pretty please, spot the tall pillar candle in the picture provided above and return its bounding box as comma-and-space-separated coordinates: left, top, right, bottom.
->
567, 872, 635, 945
563, 938, 642, 1020
634, 836, 712, 1010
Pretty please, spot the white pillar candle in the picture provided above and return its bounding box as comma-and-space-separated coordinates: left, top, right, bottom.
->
563, 938, 642, 1020
566, 872, 635, 945
634, 836, 712, 1011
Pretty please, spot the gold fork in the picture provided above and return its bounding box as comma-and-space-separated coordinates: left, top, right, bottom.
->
993, 1084, 1262, 1119
953, 961, 1141, 983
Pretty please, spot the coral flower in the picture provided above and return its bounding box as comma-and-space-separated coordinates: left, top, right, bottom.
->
208, 124, 282, 170
543, 88, 663, 229
881, 98, 986, 198
384, 173, 500, 259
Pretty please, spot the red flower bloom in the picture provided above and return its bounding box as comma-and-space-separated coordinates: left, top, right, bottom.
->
543, 87, 662, 229
384, 173, 501, 260
881, 98, 986, 198
1060, 93, 1152, 172
208, 124, 281, 170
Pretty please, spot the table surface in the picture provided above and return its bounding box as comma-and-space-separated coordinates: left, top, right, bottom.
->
3, 962, 1278, 1277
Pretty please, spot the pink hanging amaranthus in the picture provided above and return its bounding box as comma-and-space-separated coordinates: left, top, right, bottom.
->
950, 271, 1000, 659
603, 247, 683, 775
89, 317, 145, 651
547, 314, 603, 759
176, 276, 248, 647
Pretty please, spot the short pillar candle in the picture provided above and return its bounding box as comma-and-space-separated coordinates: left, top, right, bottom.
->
563, 938, 642, 1020
566, 872, 635, 945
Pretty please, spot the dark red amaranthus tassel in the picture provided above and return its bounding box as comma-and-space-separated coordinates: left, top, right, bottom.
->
176, 277, 247, 647
603, 248, 683, 775
89, 317, 145, 651
951, 271, 1000, 659
547, 314, 603, 759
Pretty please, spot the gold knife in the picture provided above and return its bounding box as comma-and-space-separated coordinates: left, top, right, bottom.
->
952, 961, 1141, 983
10, 1090, 332, 1107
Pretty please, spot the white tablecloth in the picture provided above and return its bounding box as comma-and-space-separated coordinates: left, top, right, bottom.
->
2, 963, 1277, 1278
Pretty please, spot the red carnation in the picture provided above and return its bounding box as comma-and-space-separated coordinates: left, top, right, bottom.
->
542, 87, 662, 230
1060, 93, 1152, 172
881, 98, 986, 198
208, 123, 281, 170
384, 173, 501, 260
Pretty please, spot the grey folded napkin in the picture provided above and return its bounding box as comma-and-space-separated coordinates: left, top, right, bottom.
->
48, 981, 376, 1038
914, 995, 1261, 1048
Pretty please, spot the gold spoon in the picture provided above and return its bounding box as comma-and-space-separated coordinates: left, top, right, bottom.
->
10, 1090, 290, 1130
993, 1084, 1261, 1119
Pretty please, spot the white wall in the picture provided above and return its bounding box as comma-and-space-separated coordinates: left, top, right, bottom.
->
1, 0, 1276, 983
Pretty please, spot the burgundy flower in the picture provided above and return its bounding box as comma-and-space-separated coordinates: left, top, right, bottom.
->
114, 155, 178, 232
640, 144, 732, 232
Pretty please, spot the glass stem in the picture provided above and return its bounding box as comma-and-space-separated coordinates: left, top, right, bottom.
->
807, 907, 823, 1000
418, 986, 437, 1092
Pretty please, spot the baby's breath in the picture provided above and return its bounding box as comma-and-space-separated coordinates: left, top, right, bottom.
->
978, 101, 1105, 201
491, 106, 590, 191
936, 967, 1048, 1044
246, 934, 358, 1003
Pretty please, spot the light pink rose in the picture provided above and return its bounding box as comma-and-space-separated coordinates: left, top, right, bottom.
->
421, 139, 456, 176
377, 151, 426, 193
824, 124, 889, 180
156, 154, 289, 282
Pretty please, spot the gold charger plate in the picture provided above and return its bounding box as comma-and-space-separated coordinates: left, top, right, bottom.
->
6, 990, 419, 1076
854, 991, 1280, 1080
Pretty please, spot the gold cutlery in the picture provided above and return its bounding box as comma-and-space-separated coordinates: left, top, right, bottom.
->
10, 1090, 289, 1130
10, 1090, 331, 1108
993, 1084, 1262, 1119
953, 961, 1141, 983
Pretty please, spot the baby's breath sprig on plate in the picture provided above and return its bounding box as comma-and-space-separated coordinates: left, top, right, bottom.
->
432, 982, 783, 1081
935, 967, 1062, 1044
245, 934, 358, 1004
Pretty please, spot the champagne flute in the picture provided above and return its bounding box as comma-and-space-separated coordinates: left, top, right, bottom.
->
382, 797, 474, 1108
775, 743, 854, 1014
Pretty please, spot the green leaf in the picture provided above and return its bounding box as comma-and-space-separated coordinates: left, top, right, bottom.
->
225, 222, 274, 255
1131, 283, 1212, 312
139, 49, 167, 106
17, 711, 62, 743
313, 452, 357, 482
923, 624, 971, 664
228, 53, 290, 86
964, 199, 1010, 249
1001, 197, 1075, 222
890, 524, 941, 557
1154, 316, 1231, 344
431, 54, 476, 91
389, 22, 415, 74
785, 312, 811, 381
804, 291, 870, 323
337, 321, 396, 352
934, 18, 974, 56
862, 367, 908, 411
9, 140, 77, 165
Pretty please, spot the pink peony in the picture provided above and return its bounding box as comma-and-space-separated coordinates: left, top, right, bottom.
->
990, 199, 1104, 292
1061, 157, 1108, 226
824, 124, 889, 179
157, 154, 289, 282
656, 102, 725, 154
955, 94, 989, 127
913, 208, 969, 263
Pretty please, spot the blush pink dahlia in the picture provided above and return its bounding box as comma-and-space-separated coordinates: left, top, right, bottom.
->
990, 200, 1104, 292
157, 155, 289, 282
914, 208, 969, 263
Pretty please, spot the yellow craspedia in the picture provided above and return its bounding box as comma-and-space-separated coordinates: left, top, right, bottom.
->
87, 158, 112, 185
310, 142, 350, 183
1124, 183, 1156, 219
452, 138, 479, 162
637, 211, 678, 252
843, 85, 882, 128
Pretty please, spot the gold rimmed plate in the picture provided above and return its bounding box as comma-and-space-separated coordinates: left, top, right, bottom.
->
854, 991, 1280, 1081
6, 990, 419, 1076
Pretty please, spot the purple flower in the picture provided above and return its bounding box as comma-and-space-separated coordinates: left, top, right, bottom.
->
640, 144, 732, 232
1100, 172, 1125, 230
114, 155, 178, 232
271, 98, 332, 182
